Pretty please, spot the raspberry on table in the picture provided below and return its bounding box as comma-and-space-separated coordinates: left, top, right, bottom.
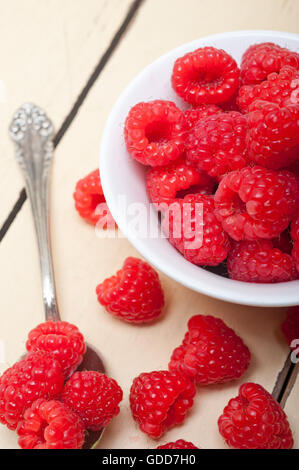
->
186, 111, 248, 179
157, 439, 199, 449
240, 42, 299, 85
227, 240, 299, 283
0, 351, 64, 430
96, 257, 164, 324
146, 156, 215, 207
26, 320, 86, 378
124, 100, 185, 167
62, 371, 123, 431
246, 100, 299, 169
281, 306, 299, 349
162, 194, 230, 266
291, 213, 299, 271
218, 382, 294, 449
171, 47, 240, 106
130, 370, 195, 439
214, 166, 299, 241
238, 66, 299, 112
17, 399, 85, 449
169, 315, 250, 385
73, 169, 115, 227
181, 104, 222, 131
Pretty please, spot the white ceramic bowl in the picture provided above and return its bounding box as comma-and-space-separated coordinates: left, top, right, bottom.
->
100, 30, 299, 307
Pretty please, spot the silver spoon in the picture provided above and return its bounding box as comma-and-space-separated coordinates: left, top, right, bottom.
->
9, 103, 105, 449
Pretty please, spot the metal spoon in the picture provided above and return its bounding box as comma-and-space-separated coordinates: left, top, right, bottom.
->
9, 103, 105, 449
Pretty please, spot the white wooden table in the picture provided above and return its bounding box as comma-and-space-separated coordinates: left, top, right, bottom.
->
0, 0, 298, 449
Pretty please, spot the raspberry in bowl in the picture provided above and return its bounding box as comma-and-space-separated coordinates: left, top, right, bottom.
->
100, 30, 299, 307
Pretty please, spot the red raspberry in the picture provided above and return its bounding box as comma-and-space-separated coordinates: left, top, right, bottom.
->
186, 111, 247, 179
281, 306, 299, 349
162, 194, 230, 266
26, 321, 86, 378
172, 47, 240, 106
291, 213, 299, 271
146, 156, 214, 206
130, 370, 195, 439
218, 382, 294, 449
214, 166, 299, 240
240, 42, 299, 85
181, 104, 222, 131
0, 351, 64, 430
96, 257, 164, 324
62, 371, 123, 431
227, 240, 299, 283
73, 169, 115, 227
124, 100, 184, 167
17, 399, 85, 449
238, 66, 299, 112
157, 439, 199, 449
169, 315, 250, 385
246, 100, 299, 169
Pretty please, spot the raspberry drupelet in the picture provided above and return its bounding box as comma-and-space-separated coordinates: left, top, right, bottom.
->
281, 306, 299, 349
157, 439, 199, 449
214, 166, 299, 241
130, 370, 195, 439
171, 47, 240, 106
218, 382, 294, 449
181, 104, 222, 131
62, 371, 123, 431
124, 100, 185, 167
96, 257, 164, 324
169, 315, 250, 385
17, 399, 85, 449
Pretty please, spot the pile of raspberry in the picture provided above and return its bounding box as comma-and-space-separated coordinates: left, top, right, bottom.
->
0, 320, 123, 449
124, 43, 299, 283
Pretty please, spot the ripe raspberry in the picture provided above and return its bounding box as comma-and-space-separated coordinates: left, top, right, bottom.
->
186, 111, 247, 179
246, 100, 299, 169
96, 257, 164, 324
169, 315, 250, 385
0, 352, 64, 430
240, 42, 299, 85
172, 47, 240, 106
238, 66, 299, 112
162, 194, 230, 266
146, 156, 214, 206
17, 399, 85, 449
124, 100, 184, 167
62, 371, 123, 431
26, 321, 86, 378
227, 240, 299, 283
73, 169, 115, 227
214, 166, 299, 240
281, 306, 299, 349
291, 213, 299, 271
218, 382, 294, 449
157, 439, 199, 449
130, 371, 195, 439
181, 104, 222, 131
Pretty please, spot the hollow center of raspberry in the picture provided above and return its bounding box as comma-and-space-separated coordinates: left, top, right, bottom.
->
192, 70, 223, 88
231, 193, 246, 214
145, 121, 173, 144
90, 193, 106, 212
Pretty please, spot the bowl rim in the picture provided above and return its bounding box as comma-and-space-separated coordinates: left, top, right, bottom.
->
100, 29, 299, 307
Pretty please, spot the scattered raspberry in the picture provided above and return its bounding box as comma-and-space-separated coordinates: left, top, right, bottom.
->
124, 100, 184, 167
238, 66, 299, 112
181, 104, 222, 131
227, 240, 299, 283
157, 439, 199, 449
281, 306, 299, 349
26, 321, 86, 378
130, 370, 195, 439
186, 111, 247, 179
246, 100, 299, 169
0, 352, 64, 430
146, 156, 214, 206
162, 194, 230, 266
218, 382, 294, 449
96, 257, 164, 324
17, 399, 85, 449
73, 169, 115, 227
172, 47, 240, 106
169, 315, 250, 385
240, 42, 299, 85
214, 166, 299, 240
62, 371, 123, 431
291, 213, 299, 271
